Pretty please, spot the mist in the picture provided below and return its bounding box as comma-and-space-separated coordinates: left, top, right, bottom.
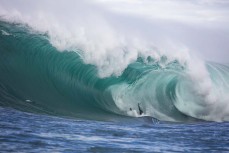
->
0, 0, 229, 76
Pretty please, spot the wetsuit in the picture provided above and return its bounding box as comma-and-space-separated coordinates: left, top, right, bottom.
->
138, 103, 143, 115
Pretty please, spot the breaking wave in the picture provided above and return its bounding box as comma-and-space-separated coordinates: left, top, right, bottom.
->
0, 21, 229, 122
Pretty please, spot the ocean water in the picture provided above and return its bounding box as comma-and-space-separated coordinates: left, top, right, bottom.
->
1, 107, 229, 153
0, 14, 229, 152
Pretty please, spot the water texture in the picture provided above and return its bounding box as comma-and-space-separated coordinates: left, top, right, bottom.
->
0, 19, 229, 152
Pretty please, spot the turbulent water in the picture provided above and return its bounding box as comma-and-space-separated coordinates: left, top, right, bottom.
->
0, 21, 229, 122
1, 0, 229, 152
0, 19, 229, 152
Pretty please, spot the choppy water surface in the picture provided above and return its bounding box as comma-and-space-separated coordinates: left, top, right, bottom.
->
0, 107, 228, 153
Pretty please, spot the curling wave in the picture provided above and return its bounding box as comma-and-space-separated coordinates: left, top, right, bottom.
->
0, 21, 229, 122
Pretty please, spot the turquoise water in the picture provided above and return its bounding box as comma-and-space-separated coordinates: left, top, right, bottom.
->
0, 21, 229, 152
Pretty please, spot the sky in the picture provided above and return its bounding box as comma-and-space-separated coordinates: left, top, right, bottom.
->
0, 0, 229, 65
95, 0, 229, 62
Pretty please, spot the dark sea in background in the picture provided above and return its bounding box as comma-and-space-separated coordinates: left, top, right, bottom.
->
0, 21, 229, 152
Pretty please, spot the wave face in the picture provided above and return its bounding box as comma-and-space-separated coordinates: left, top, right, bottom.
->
0, 21, 229, 122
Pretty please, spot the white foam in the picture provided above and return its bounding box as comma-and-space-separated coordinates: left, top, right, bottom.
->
1, 0, 229, 121
1, 0, 223, 77
25, 99, 32, 102
174, 58, 229, 121
1, 30, 10, 36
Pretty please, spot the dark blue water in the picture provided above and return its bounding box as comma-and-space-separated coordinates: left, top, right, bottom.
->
0, 107, 228, 153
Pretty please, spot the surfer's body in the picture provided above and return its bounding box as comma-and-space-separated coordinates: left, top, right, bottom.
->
138, 103, 143, 115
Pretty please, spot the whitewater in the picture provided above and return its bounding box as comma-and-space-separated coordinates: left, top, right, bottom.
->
0, 0, 229, 152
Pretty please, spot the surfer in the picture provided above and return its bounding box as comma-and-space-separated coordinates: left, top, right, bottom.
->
138, 103, 143, 115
